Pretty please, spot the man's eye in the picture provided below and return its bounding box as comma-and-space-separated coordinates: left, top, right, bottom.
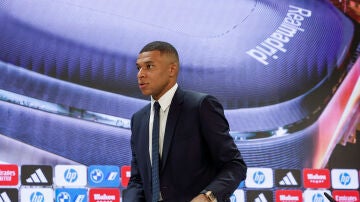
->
147, 64, 154, 69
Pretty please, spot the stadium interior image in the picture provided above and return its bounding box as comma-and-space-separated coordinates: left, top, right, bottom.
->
0, 0, 359, 200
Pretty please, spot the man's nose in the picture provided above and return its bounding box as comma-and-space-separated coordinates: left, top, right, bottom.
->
137, 68, 144, 78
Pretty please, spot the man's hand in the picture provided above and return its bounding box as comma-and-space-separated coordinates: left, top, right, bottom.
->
190, 194, 210, 202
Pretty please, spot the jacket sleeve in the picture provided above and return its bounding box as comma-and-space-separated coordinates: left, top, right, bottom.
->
122, 115, 146, 202
199, 95, 247, 201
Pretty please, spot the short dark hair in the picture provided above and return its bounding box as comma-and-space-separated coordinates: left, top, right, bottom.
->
140, 41, 179, 63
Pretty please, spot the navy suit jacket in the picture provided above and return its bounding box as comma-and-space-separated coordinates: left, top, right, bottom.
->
123, 88, 247, 202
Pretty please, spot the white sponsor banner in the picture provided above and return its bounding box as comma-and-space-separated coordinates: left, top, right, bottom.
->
304, 189, 332, 202
55, 165, 87, 187
331, 169, 359, 189
245, 168, 273, 188
20, 188, 53, 202
230, 189, 245, 202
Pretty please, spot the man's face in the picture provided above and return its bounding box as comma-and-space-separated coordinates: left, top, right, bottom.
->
136, 50, 177, 100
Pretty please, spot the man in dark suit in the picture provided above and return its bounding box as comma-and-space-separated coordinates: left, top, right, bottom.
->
123, 41, 247, 202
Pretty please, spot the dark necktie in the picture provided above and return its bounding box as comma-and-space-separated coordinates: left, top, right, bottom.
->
152, 101, 160, 202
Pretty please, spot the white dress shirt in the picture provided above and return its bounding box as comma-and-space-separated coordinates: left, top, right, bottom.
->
149, 83, 178, 161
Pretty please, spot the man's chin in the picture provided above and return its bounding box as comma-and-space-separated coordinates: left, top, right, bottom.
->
140, 91, 151, 97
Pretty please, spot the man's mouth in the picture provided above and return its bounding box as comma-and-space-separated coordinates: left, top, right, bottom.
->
139, 82, 147, 88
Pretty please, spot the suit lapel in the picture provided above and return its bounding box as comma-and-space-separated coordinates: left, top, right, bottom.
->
161, 88, 184, 171
140, 105, 152, 179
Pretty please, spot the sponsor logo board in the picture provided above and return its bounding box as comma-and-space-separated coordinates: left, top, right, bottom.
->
331, 169, 359, 189
21, 165, 53, 186
55, 188, 88, 202
121, 165, 131, 188
230, 189, 245, 202
245, 168, 273, 188
303, 189, 331, 202
303, 169, 330, 189
20, 188, 53, 202
0, 188, 18, 202
246, 190, 273, 202
88, 166, 120, 187
89, 188, 120, 202
275, 169, 301, 187
55, 165, 87, 187
0, 164, 18, 186
275, 190, 302, 202
332, 190, 359, 202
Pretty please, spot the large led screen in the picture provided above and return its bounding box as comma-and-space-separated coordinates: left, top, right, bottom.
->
0, 0, 359, 201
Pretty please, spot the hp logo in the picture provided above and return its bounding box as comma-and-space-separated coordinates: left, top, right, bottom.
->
339, 172, 351, 186
30, 191, 44, 202
229, 193, 236, 202
311, 193, 324, 202
64, 168, 78, 183
253, 171, 265, 184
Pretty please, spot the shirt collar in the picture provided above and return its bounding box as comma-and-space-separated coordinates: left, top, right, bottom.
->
151, 83, 178, 111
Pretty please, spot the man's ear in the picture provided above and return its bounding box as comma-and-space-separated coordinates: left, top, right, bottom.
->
169, 62, 178, 77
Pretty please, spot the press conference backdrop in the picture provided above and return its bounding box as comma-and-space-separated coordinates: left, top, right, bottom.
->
0, 0, 359, 201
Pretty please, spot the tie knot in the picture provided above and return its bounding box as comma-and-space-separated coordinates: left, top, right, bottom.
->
153, 101, 160, 112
